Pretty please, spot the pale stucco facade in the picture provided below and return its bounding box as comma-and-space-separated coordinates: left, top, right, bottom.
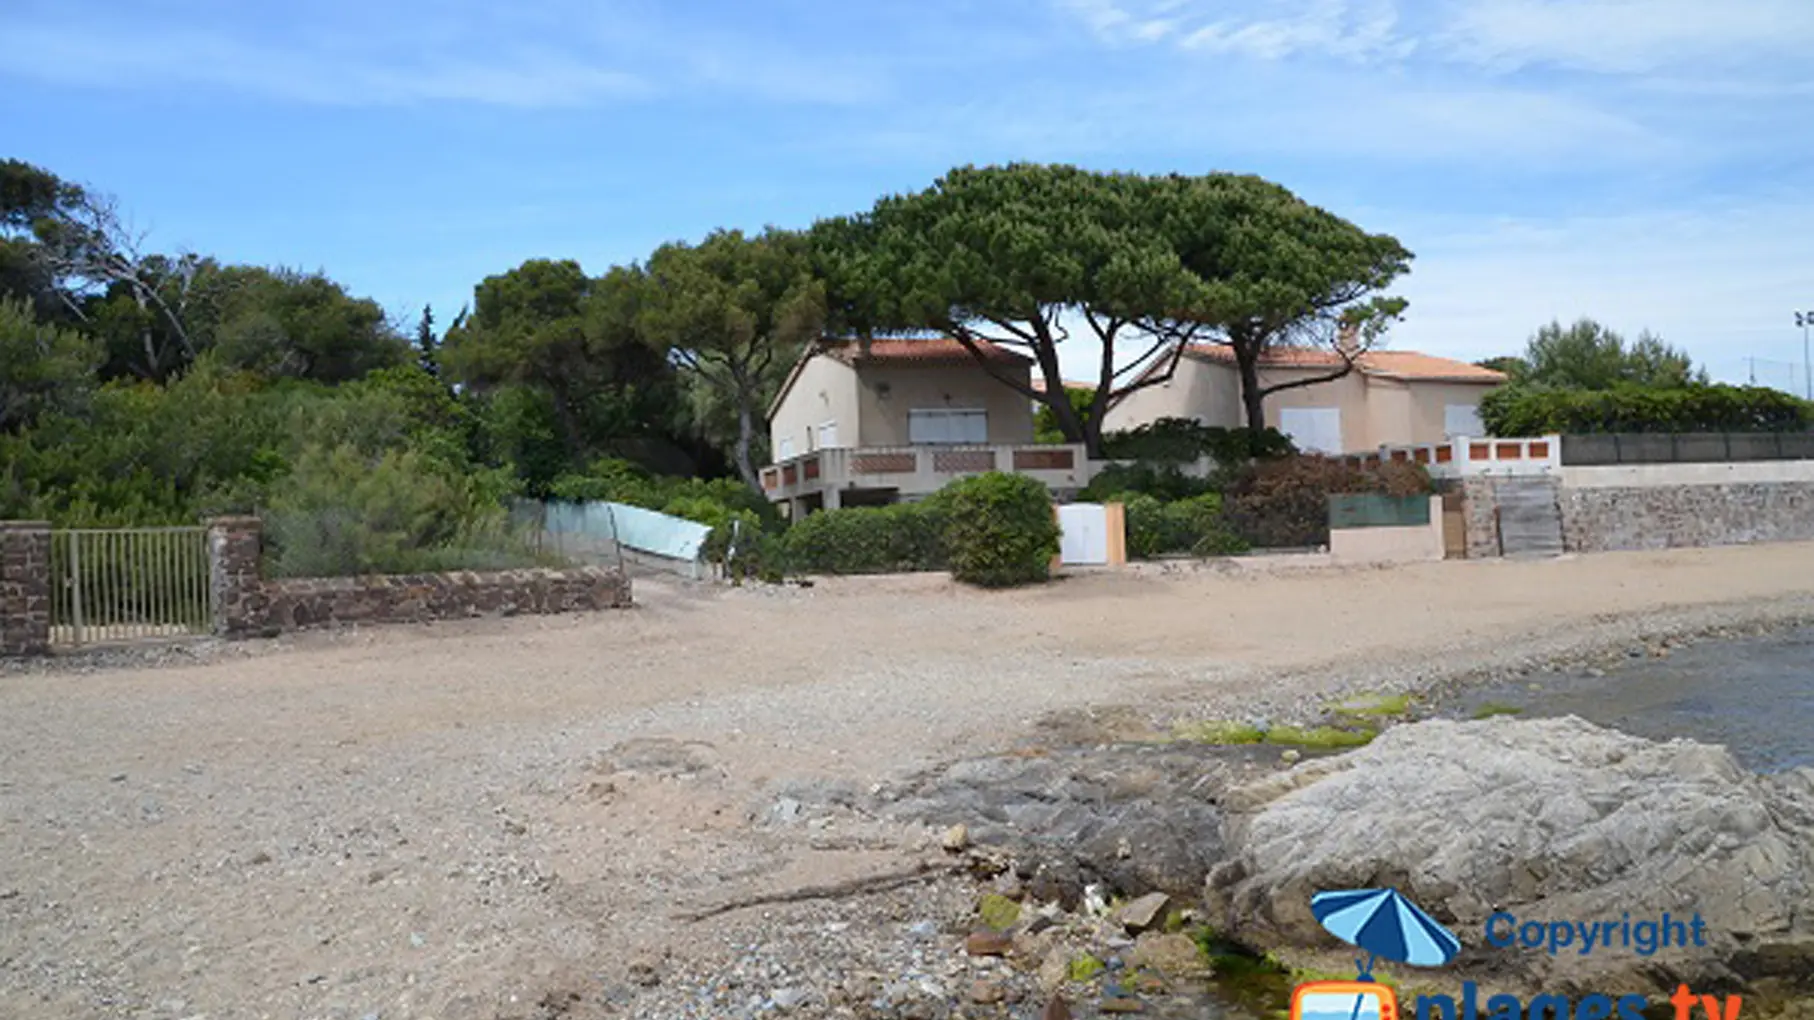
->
767, 347, 1034, 457
1103, 350, 1502, 454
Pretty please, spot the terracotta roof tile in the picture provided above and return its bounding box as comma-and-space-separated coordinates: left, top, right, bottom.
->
826, 336, 1030, 365
1184, 344, 1505, 383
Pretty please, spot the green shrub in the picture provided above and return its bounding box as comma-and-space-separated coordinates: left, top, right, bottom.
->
941, 472, 1060, 588
779, 500, 950, 574
550, 457, 781, 532
1117, 491, 1247, 558
1222, 455, 1433, 549
1079, 462, 1217, 502
262, 442, 534, 577
1099, 418, 1295, 464
1480, 383, 1812, 436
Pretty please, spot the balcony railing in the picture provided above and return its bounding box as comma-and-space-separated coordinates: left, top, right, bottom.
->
761, 443, 1089, 499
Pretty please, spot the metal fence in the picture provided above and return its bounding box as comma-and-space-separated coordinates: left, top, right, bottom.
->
511, 500, 711, 581
1328, 493, 1432, 529
50, 527, 214, 647
1560, 432, 1814, 466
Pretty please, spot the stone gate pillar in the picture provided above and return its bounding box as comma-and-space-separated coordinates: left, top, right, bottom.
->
208, 516, 268, 638
1, 521, 53, 656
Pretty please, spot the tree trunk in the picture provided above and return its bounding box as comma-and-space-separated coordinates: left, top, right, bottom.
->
547, 380, 588, 467
732, 391, 760, 491
1235, 344, 1267, 443
1081, 410, 1105, 461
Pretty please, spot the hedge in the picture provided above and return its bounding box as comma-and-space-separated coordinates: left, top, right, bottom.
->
940, 472, 1061, 588
1118, 492, 1249, 559
1480, 384, 1812, 436
1222, 456, 1432, 550
778, 499, 950, 574
1099, 418, 1296, 464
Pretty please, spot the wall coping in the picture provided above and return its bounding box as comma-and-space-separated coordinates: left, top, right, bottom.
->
264, 566, 623, 591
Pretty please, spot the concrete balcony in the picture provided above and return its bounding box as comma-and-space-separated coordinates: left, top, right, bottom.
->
760, 443, 1093, 510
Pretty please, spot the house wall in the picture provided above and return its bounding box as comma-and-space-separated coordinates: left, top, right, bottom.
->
769, 354, 862, 456
1363, 378, 1415, 451
1404, 381, 1499, 442
1253, 368, 1373, 450
1105, 355, 1503, 451
1102, 357, 1242, 432
856, 361, 1035, 446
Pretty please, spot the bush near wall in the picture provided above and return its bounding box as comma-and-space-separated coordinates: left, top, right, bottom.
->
1222, 456, 1432, 550
1099, 418, 1296, 464
1113, 493, 1249, 559
941, 473, 1061, 588
1078, 462, 1218, 502
1481, 384, 1812, 436
778, 499, 951, 574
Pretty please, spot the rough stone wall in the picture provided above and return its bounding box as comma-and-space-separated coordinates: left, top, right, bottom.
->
206, 515, 632, 638
1459, 477, 1502, 559
1558, 482, 1814, 553
261, 568, 631, 633
1, 522, 52, 656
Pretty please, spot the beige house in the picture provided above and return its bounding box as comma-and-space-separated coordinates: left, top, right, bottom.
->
761, 337, 1090, 515
1103, 344, 1507, 454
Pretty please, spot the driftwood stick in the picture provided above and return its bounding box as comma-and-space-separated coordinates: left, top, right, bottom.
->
675, 861, 958, 923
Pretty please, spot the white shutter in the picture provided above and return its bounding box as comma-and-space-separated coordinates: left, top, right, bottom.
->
956, 410, 988, 443
908, 410, 941, 444
1444, 404, 1484, 439
1280, 407, 1344, 455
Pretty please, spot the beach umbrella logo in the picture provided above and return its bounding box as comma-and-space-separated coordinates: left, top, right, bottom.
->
1311, 887, 1462, 980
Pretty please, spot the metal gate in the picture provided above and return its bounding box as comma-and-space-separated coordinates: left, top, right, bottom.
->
50, 527, 214, 647
1057, 503, 1110, 565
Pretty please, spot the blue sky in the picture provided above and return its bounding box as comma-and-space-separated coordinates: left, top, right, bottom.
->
5, 0, 1813, 389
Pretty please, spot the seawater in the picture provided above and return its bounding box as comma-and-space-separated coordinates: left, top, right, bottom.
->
1454, 625, 1814, 773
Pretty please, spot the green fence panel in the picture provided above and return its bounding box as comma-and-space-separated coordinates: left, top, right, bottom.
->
1328, 493, 1431, 530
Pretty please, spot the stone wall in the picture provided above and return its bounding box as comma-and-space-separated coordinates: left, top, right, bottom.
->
260, 568, 631, 633
1559, 483, 1814, 553
1458, 477, 1502, 558
1, 522, 52, 656
207, 517, 631, 638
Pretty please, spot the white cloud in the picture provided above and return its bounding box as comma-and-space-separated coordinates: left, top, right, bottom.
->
1060, 0, 1415, 61
1437, 0, 1814, 75
1179, 0, 1413, 62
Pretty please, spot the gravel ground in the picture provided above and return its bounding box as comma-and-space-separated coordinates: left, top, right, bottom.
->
3, 543, 1814, 1020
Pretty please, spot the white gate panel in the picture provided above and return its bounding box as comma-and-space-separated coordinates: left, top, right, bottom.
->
1057, 503, 1109, 565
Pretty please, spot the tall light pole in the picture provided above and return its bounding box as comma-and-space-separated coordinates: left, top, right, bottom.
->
1799, 311, 1813, 400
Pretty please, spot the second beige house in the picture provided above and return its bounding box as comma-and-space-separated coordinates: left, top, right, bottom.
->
1104, 343, 1507, 454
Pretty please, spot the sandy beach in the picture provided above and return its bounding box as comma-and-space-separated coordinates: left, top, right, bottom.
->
3, 542, 1814, 1019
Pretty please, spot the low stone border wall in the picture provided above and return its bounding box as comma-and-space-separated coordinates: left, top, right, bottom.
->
210, 517, 631, 638
1559, 482, 1814, 553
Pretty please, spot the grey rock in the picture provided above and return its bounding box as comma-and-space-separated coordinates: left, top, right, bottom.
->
1205, 716, 1814, 997
769, 986, 809, 1010
1114, 892, 1171, 934
881, 744, 1234, 900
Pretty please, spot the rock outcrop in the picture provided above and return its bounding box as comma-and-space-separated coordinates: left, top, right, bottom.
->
1203, 716, 1814, 998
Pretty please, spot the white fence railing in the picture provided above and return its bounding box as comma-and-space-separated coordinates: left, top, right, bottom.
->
1349, 435, 1562, 477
